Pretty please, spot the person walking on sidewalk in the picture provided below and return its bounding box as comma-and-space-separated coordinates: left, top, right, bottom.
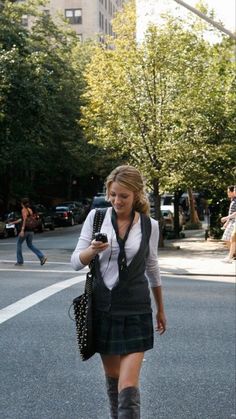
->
14, 198, 47, 266
221, 184, 236, 263
221, 186, 236, 256
71, 165, 166, 419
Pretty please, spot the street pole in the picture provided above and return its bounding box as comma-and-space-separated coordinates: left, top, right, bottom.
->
172, 0, 236, 40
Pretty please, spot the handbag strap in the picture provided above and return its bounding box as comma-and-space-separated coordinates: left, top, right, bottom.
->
26, 208, 31, 217
85, 209, 107, 294
68, 208, 108, 320
89, 208, 107, 267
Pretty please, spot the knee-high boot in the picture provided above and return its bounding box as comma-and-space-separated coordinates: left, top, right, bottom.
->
118, 386, 140, 419
106, 376, 119, 419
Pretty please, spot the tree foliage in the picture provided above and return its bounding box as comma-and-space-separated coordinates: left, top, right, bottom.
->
0, 0, 112, 207
82, 0, 236, 218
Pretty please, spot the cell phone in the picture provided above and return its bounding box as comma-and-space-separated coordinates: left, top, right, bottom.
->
94, 232, 108, 243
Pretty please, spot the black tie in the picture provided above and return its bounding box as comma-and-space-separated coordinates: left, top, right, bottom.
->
111, 208, 135, 278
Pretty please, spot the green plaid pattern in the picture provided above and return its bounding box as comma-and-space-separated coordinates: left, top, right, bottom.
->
93, 311, 153, 355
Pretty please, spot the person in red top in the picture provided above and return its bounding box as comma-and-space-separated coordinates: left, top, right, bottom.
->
14, 197, 47, 266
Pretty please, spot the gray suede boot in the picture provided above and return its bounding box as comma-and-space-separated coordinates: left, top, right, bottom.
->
118, 386, 140, 419
106, 376, 119, 419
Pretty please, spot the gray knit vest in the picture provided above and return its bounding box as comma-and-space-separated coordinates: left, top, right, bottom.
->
93, 213, 152, 315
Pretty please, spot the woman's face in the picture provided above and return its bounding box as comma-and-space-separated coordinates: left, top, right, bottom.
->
109, 182, 135, 217
227, 189, 234, 199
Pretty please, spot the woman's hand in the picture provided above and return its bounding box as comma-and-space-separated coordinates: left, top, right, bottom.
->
19, 230, 25, 237
90, 239, 109, 255
221, 216, 228, 223
78, 240, 109, 266
155, 310, 167, 335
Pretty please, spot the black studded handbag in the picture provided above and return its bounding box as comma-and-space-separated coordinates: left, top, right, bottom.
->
72, 209, 107, 361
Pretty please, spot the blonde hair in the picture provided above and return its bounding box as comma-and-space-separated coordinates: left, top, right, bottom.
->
105, 165, 150, 215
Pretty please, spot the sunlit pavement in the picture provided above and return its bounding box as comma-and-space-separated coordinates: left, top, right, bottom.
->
159, 227, 235, 282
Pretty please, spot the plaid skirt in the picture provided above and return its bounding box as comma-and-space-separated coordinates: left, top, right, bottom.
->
222, 220, 235, 241
93, 310, 154, 355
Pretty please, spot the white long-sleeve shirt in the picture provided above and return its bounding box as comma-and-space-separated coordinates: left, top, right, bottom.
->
71, 208, 161, 289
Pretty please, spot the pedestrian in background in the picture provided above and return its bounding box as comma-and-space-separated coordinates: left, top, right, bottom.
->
221, 185, 236, 263
14, 198, 47, 266
71, 165, 166, 419
221, 186, 236, 259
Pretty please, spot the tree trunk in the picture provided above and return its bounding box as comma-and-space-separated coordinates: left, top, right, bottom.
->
173, 190, 182, 237
67, 173, 72, 200
2, 166, 13, 211
152, 178, 164, 248
187, 188, 200, 224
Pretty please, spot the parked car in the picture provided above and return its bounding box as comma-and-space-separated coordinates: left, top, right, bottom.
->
90, 195, 112, 210
0, 211, 22, 238
33, 204, 55, 231
57, 201, 86, 223
4, 211, 22, 237
161, 209, 174, 232
161, 194, 174, 212
79, 198, 92, 216
0, 217, 8, 238
52, 204, 81, 226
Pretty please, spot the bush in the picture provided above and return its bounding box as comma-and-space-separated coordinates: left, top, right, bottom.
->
184, 221, 202, 230
209, 226, 222, 239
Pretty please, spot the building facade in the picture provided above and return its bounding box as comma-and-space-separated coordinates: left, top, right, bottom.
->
23, 0, 124, 41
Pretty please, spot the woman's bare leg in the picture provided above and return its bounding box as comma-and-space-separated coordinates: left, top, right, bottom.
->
101, 354, 121, 378
229, 235, 236, 259
118, 352, 144, 391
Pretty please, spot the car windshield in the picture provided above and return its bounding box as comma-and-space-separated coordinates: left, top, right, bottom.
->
162, 196, 173, 205
55, 206, 69, 211
92, 196, 111, 208
3, 212, 20, 220
60, 202, 81, 208
161, 210, 172, 217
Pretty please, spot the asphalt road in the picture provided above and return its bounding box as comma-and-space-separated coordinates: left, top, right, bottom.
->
0, 227, 235, 419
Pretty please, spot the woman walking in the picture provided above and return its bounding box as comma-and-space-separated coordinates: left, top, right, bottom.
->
71, 165, 166, 418
15, 198, 47, 266
221, 185, 236, 259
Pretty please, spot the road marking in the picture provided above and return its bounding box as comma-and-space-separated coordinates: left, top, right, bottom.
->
0, 260, 72, 265
0, 274, 86, 325
0, 269, 77, 273
161, 272, 235, 283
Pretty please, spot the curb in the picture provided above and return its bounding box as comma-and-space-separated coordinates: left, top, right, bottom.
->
161, 271, 235, 277
159, 246, 181, 251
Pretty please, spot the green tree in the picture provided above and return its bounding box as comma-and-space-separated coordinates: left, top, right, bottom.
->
0, 1, 92, 206
82, 1, 235, 240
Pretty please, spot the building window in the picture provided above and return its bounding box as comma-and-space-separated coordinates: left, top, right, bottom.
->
65, 9, 82, 25
21, 14, 28, 26
99, 12, 104, 30
111, 0, 113, 15
99, 11, 101, 28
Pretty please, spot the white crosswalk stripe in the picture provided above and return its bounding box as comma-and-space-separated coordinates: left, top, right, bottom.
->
0, 274, 86, 325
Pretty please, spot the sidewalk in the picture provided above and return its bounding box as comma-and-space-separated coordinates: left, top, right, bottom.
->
159, 227, 236, 282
